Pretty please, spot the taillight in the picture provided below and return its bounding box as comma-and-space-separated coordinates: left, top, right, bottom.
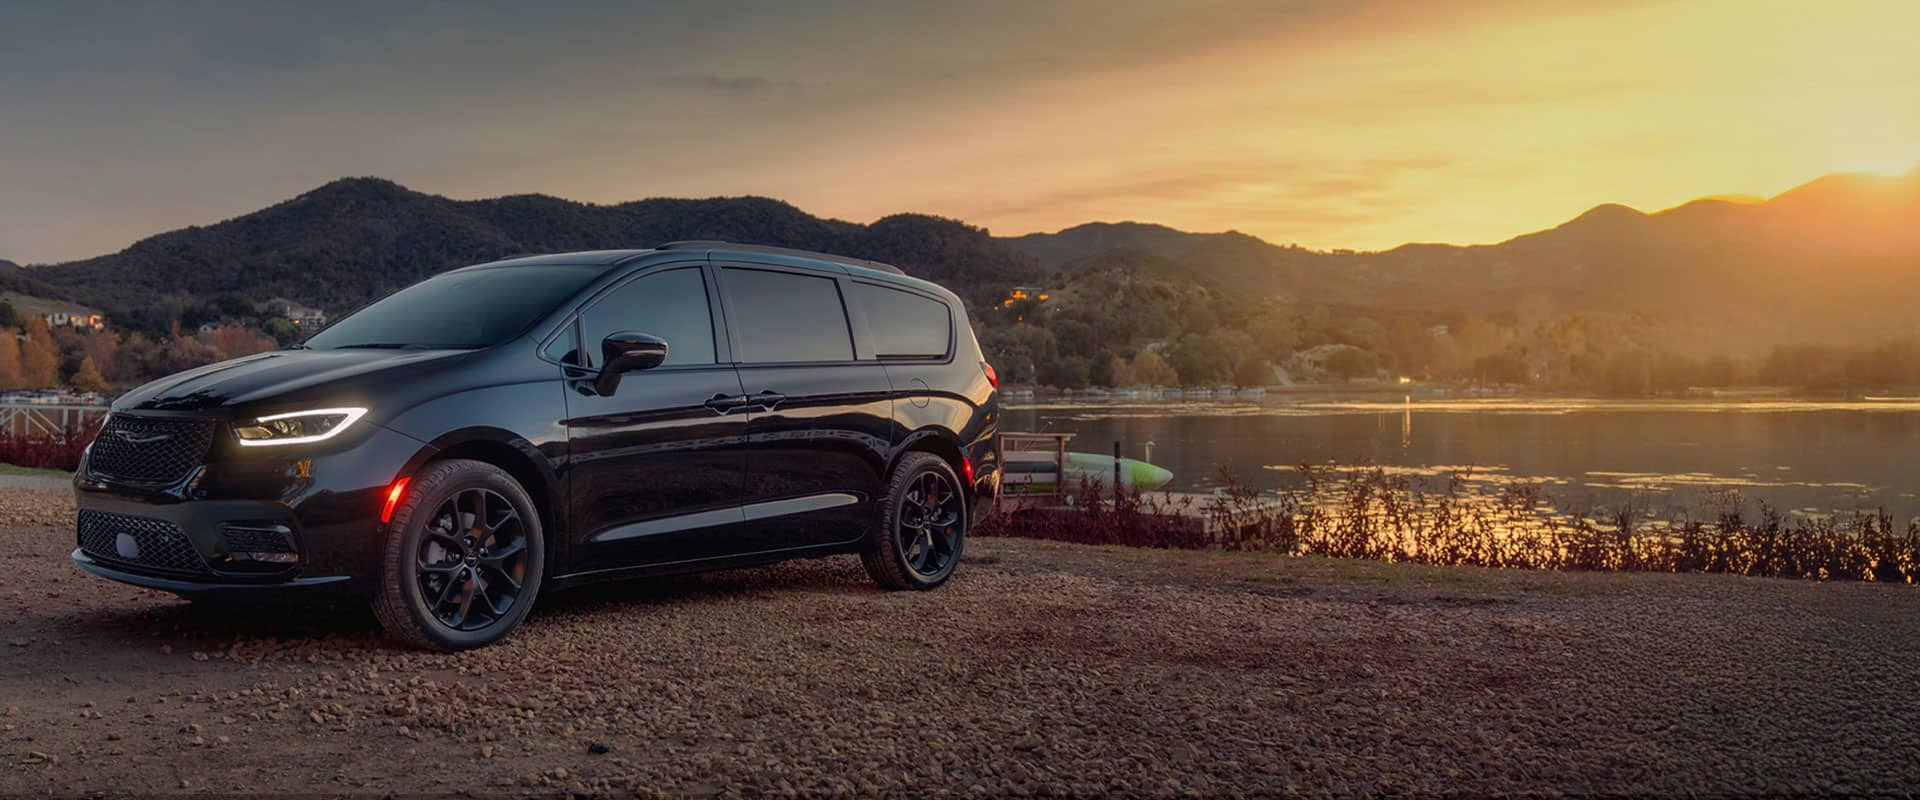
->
961, 455, 975, 484
380, 477, 410, 524
981, 362, 999, 389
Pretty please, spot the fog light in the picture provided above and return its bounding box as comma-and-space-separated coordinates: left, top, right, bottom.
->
232, 551, 300, 564
219, 523, 299, 566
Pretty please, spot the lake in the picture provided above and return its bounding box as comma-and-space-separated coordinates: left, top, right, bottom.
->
1002, 397, 1920, 524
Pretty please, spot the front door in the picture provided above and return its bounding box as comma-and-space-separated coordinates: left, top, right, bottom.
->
716, 265, 894, 553
560, 264, 753, 573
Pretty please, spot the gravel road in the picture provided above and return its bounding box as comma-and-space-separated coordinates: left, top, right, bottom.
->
4, 487, 1919, 796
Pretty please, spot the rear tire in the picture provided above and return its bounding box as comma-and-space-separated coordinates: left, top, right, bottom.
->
372, 459, 544, 651
862, 452, 966, 590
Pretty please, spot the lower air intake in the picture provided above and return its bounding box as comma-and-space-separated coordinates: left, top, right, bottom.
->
77, 509, 209, 575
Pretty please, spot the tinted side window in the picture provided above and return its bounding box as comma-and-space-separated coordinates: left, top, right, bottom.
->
851, 282, 951, 358
721, 268, 854, 363
542, 321, 580, 365
581, 267, 716, 367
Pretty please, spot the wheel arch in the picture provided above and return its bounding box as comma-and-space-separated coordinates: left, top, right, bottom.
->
892, 428, 970, 500
399, 428, 565, 566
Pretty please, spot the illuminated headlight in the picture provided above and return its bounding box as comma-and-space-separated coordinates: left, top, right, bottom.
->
233, 407, 368, 447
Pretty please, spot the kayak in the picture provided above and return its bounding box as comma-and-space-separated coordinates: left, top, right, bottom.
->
1002, 451, 1173, 493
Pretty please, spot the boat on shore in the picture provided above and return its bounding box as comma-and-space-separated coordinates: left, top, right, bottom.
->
1003, 451, 1174, 495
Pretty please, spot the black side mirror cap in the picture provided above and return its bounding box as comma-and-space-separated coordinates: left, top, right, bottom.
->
594, 332, 668, 395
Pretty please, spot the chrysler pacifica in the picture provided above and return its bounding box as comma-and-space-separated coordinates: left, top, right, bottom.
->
72, 243, 1001, 650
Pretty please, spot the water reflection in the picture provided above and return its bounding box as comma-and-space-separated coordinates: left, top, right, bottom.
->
1003, 398, 1920, 523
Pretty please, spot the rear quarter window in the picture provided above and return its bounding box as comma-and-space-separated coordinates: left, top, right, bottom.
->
851, 282, 952, 359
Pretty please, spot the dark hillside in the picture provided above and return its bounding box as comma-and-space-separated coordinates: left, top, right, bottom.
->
28, 179, 1044, 330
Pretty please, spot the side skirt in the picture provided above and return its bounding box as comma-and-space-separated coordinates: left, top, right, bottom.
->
547, 540, 863, 589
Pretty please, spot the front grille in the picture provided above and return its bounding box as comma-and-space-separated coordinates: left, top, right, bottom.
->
77, 510, 209, 575
88, 415, 217, 484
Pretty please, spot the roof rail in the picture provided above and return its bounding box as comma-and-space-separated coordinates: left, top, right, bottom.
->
657, 240, 906, 275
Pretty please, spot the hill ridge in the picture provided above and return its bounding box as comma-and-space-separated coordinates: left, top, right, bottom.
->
19, 167, 1920, 345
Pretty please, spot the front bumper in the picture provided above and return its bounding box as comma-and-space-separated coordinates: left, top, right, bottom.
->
71, 549, 353, 597
71, 421, 430, 598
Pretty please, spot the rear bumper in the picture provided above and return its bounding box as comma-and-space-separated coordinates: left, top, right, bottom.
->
967, 434, 1003, 523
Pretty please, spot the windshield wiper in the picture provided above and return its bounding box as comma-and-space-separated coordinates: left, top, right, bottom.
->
330, 342, 485, 351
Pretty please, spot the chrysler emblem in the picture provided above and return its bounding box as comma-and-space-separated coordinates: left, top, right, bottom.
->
114, 430, 172, 445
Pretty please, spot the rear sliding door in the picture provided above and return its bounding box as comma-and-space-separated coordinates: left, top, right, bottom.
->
716, 264, 894, 553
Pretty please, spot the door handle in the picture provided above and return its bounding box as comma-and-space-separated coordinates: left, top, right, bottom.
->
704, 393, 749, 414
749, 390, 787, 410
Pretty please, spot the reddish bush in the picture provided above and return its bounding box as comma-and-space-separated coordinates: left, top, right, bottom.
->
0, 416, 102, 472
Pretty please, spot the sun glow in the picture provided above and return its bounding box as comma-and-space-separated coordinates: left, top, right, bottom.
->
1840, 158, 1918, 178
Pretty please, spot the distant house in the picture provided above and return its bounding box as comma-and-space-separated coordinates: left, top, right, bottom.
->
999, 286, 1051, 309
42, 310, 106, 331
270, 300, 328, 328
1289, 344, 1355, 373
198, 321, 224, 334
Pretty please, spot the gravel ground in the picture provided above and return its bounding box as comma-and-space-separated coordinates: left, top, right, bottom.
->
5, 487, 1920, 796
0, 472, 69, 492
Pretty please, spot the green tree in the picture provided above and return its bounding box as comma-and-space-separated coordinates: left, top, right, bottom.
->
1128, 350, 1178, 387
261, 316, 300, 346
1473, 350, 1530, 385
1601, 351, 1651, 396
1040, 355, 1091, 389
1324, 347, 1380, 381
1100, 354, 1132, 387
1386, 317, 1432, 377
1232, 355, 1273, 387
1330, 317, 1388, 351
1169, 333, 1236, 385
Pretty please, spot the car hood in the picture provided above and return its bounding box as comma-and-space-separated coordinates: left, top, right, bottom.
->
114, 348, 474, 414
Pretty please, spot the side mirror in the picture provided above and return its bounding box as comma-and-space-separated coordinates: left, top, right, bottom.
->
594, 332, 668, 395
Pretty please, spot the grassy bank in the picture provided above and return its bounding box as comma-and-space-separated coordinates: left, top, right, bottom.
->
0, 462, 71, 480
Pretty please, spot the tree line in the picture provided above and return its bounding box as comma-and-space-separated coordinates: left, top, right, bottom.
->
969, 254, 1920, 394
0, 302, 279, 394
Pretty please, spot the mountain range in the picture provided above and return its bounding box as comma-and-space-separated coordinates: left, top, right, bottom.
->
10, 167, 1920, 347
1005, 168, 1920, 344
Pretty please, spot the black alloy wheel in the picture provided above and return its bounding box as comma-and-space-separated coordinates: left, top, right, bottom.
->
373, 459, 545, 651
898, 469, 962, 577
415, 487, 530, 632
862, 452, 966, 590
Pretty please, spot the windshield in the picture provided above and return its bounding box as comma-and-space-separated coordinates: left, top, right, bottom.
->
304, 264, 604, 350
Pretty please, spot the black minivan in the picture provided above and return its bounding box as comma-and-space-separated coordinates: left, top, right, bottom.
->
72, 243, 1001, 650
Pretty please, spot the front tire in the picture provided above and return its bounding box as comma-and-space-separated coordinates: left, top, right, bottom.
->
372, 459, 545, 651
862, 452, 966, 590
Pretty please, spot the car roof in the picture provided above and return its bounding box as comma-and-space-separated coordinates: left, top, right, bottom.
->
457, 243, 956, 302
463, 250, 654, 269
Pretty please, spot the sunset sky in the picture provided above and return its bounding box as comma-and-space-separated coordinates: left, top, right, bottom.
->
2, 0, 1917, 264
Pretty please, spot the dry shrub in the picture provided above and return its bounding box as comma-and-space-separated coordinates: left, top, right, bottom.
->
981, 462, 1920, 583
